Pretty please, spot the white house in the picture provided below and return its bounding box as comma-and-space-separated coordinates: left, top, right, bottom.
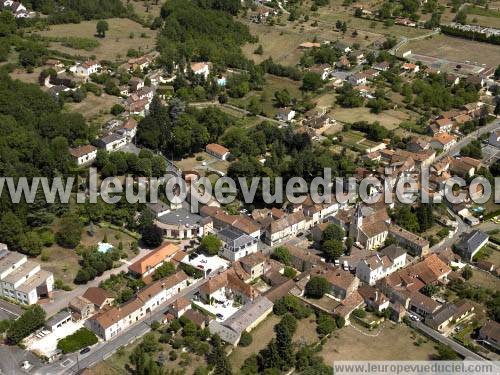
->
217, 227, 259, 262
95, 133, 128, 152
348, 72, 368, 85
117, 118, 138, 142
430, 133, 457, 152
206, 143, 230, 161
0, 246, 54, 305
86, 271, 188, 340
401, 63, 419, 73
75, 60, 101, 77
190, 62, 210, 79
69, 145, 97, 166
356, 244, 407, 285
276, 107, 296, 122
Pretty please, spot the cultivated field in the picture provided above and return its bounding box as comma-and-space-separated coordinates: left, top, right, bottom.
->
320, 322, 438, 362
403, 34, 500, 67
38, 18, 157, 61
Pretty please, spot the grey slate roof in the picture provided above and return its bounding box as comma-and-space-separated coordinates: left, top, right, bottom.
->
217, 227, 257, 249
380, 244, 406, 262
458, 230, 489, 259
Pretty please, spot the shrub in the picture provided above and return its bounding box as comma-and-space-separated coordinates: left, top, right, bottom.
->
57, 328, 98, 354
239, 331, 253, 347
352, 309, 366, 318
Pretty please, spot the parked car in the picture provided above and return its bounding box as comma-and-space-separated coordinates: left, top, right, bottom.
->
80, 347, 91, 355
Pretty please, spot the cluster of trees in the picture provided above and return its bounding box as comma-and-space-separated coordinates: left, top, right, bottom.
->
57, 327, 98, 354
441, 24, 500, 45
0, 72, 92, 255
271, 246, 292, 266
129, 332, 165, 375
392, 204, 435, 234
302, 72, 324, 91
241, 313, 332, 374
100, 272, 145, 304
260, 57, 302, 81
461, 140, 482, 159
448, 279, 500, 322
137, 97, 234, 158
411, 75, 480, 111
74, 246, 120, 284
6, 305, 46, 344
336, 83, 364, 108
199, 234, 222, 256
319, 223, 348, 261
46, 0, 129, 24
158, 0, 255, 69
138, 208, 164, 248
351, 121, 390, 142
274, 295, 313, 319
225, 122, 356, 204
300, 44, 342, 67
56, 212, 83, 248
152, 262, 176, 281
95, 148, 168, 178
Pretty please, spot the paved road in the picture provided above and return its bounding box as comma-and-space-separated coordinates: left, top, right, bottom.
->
42, 247, 150, 317
434, 119, 500, 162
410, 321, 486, 361
37, 276, 208, 375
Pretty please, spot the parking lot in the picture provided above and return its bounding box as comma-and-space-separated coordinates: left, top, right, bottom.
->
25, 320, 84, 358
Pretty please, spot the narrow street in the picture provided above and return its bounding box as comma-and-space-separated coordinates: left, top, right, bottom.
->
410, 321, 486, 361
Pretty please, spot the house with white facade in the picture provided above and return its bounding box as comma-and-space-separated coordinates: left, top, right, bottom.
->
356, 244, 407, 285
69, 145, 97, 166
190, 62, 210, 79
0, 245, 54, 305
276, 107, 296, 122
430, 133, 457, 152
95, 133, 128, 152
75, 60, 100, 77
86, 271, 188, 340
217, 227, 258, 262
